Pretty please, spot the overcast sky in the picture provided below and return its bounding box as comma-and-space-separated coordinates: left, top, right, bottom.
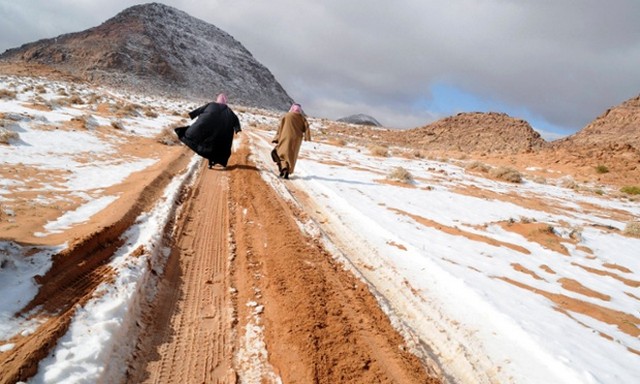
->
1, 1, 639, 138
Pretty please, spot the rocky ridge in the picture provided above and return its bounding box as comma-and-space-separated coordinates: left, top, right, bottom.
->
403, 112, 547, 154
0, 2, 292, 110
554, 94, 640, 151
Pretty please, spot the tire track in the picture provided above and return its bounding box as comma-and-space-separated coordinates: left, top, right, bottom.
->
128, 163, 235, 384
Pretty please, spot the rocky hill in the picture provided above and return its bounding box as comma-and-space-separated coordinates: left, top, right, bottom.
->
554, 94, 640, 151
402, 112, 547, 154
0, 2, 292, 110
337, 114, 382, 127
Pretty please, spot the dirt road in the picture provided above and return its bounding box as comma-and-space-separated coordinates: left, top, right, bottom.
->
128, 135, 440, 383
0, 136, 441, 383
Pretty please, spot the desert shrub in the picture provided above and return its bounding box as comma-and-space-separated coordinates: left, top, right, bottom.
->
71, 115, 97, 130
620, 186, 640, 195
143, 107, 158, 118
328, 137, 347, 147
369, 145, 388, 157
0, 127, 19, 144
490, 166, 523, 183
466, 161, 490, 173
156, 126, 180, 146
532, 176, 547, 184
120, 103, 141, 116
595, 165, 609, 174
412, 150, 425, 159
111, 120, 125, 130
558, 176, 577, 189
0, 89, 17, 100
624, 222, 640, 238
66, 95, 84, 105
387, 167, 414, 184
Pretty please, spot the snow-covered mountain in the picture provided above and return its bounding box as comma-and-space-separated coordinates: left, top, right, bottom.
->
337, 113, 382, 127
0, 3, 292, 110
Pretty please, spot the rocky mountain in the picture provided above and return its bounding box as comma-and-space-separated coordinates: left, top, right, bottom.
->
554, 94, 640, 151
337, 114, 382, 127
403, 112, 547, 154
0, 3, 292, 110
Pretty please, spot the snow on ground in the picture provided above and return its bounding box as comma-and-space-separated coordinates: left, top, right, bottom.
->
1, 74, 639, 383
248, 129, 640, 384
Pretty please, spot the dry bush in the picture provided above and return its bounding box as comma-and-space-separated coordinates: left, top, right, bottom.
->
66, 95, 84, 105
0, 127, 19, 144
111, 120, 125, 130
490, 166, 523, 183
70, 115, 98, 130
327, 137, 347, 147
156, 126, 180, 146
595, 165, 609, 174
412, 150, 425, 159
466, 161, 490, 173
620, 186, 640, 195
387, 167, 414, 184
120, 102, 141, 117
558, 176, 577, 189
624, 222, 640, 238
143, 107, 159, 118
0, 89, 17, 100
369, 145, 388, 157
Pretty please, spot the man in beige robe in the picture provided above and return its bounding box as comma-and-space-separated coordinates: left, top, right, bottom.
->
272, 103, 311, 179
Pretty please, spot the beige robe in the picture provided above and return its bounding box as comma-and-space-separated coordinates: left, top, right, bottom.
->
272, 111, 310, 174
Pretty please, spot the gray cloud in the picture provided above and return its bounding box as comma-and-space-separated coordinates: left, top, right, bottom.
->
1, 0, 638, 133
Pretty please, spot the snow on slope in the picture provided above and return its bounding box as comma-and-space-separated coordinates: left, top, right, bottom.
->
248, 128, 640, 384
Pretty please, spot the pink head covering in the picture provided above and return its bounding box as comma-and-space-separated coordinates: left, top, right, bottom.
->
289, 103, 302, 113
216, 93, 228, 105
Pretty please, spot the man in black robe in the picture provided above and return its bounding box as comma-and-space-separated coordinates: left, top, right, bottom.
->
174, 93, 241, 168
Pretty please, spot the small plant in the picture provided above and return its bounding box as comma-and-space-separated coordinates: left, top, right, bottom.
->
465, 161, 490, 173
0, 127, 19, 144
66, 95, 84, 105
620, 186, 640, 195
595, 165, 609, 174
558, 176, 577, 189
328, 137, 347, 147
111, 120, 125, 130
143, 107, 158, 118
490, 166, 523, 183
156, 126, 180, 146
387, 167, 414, 184
369, 145, 388, 157
0, 89, 17, 100
624, 222, 640, 238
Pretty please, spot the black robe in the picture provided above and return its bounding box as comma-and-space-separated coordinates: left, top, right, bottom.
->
175, 102, 241, 167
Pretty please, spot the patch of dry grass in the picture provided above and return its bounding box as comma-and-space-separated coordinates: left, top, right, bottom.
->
369, 145, 388, 157
490, 166, 523, 183
327, 137, 347, 147
0, 127, 19, 144
465, 161, 491, 173
620, 186, 640, 195
623, 222, 640, 238
111, 121, 125, 130
387, 166, 414, 184
0, 89, 17, 100
156, 126, 180, 146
